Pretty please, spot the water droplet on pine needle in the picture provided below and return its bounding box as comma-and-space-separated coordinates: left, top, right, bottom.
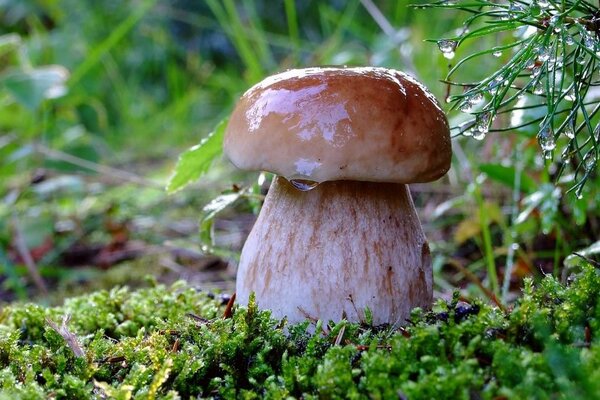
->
585, 152, 597, 172
564, 88, 576, 102
561, 147, 571, 163
563, 124, 575, 139
473, 130, 486, 140
538, 125, 556, 152
564, 35, 575, 45
537, 47, 550, 62
530, 67, 542, 78
437, 39, 457, 59
476, 112, 492, 134
583, 34, 595, 49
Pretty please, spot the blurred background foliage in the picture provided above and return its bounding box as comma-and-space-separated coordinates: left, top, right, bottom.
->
0, 0, 598, 306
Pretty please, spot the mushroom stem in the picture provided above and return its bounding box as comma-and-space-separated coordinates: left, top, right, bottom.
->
236, 176, 432, 325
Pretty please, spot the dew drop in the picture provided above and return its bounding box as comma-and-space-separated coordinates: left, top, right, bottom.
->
584, 152, 597, 172
289, 179, 320, 191
473, 130, 486, 140
583, 34, 595, 49
470, 92, 484, 104
564, 88, 576, 102
476, 112, 492, 134
537, 47, 550, 62
525, 58, 536, 69
563, 124, 575, 139
488, 78, 502, 92
509, 3, 525, 13
550, 16, 561, 33
564, 34, 575, 46
561, 147, 571, 163
537, 0, 549, 8
511, 243, 520, 251
493, 50, 502, 57
533, 81, 544, 95
462, 128, 473, 137
460, 101, 473, 113
576, 54, 587, 65
538, 125, 556, 152
530, 67, 542, 78
437, 39, 457, 59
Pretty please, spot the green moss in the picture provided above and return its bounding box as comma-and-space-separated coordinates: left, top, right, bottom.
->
1, 266, 600, 398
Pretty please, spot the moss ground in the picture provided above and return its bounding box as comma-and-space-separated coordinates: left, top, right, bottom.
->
1, 265, 600, 399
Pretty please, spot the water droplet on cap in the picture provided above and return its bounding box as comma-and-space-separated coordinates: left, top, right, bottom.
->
289, 179, 320, 192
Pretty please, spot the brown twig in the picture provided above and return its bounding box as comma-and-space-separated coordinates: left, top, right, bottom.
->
11, 214, 48, 295
34, 143, 162, 188
223, 292, 236, 319
171, 338, 180, 353
187, 313, 210, 324
447, 258, 507, 313
46, 315, 85, 357
334, 325, 346, 346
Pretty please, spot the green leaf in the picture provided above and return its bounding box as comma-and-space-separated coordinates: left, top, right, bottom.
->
516, 184, 560, 233
199, 191, 244, 245
564, 241, 600, 268
479, 163, 536, 194
0, 34, 21, 57
165, 118, 227, 194
1, 66, 69, 110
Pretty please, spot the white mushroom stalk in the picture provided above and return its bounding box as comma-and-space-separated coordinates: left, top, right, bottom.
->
236, 177, 431, 325
224, 67, 451, 325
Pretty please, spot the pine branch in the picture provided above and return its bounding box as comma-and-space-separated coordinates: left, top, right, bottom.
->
419, 0, 600, 193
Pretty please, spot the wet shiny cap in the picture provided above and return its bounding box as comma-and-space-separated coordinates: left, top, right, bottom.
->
223, 67, 451, 184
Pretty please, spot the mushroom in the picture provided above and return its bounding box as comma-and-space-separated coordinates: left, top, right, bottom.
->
224, 67, 451, 325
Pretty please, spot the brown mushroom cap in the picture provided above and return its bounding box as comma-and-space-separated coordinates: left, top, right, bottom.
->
224, 67, 451, 184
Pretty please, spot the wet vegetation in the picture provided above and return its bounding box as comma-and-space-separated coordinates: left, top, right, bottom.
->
1, 0, 600, 397
1, 263, 600, 398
